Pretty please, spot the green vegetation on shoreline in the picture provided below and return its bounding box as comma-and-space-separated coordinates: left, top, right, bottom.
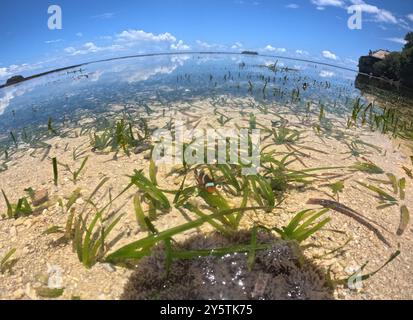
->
359, 32, 413, 89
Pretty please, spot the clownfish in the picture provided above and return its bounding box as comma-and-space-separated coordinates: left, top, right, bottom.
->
195, 169, 216, 193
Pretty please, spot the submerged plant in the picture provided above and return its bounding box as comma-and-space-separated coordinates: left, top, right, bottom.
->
318, 104, 325, 122
259, 124, 325, 156
52, 157, 58, 186
9, 131, 17, 147
215, 110, 232, 126
112, 120, 136, 155
248, 113, 256, 130
270, 126, 301, 145
35, 287, 64, 298
260, 152, 342, 193
356, 181, 398, 209
194, 186, 253, 231
342, 140, 381, 159
58, 156, 89, 184
350, 161, 384, 174
48, 117, 58, 135
333, 250, 400, 289
402, 166, 413, 179
0, 248, 18, 274
248, 175, 276, 209
273, 209, 330, 243
328, 180, 345, 201
130, 169, 171, 216
346, 98, 364, 129
43, 179, 124, 268
213, 164, 243, 194
72, 145, 89, 161
357, 173, 410, 235
72, 209, 124, 268
1, 189, 33, 219
133, 193, 147, 231
105, 205, 266, 265
91, 119, 148, 155
397, 205, 410, 236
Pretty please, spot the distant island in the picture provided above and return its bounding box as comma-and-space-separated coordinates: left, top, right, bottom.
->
0, 64, 84, 89
358, 32, 413, 90
241, 51, 258, 55
6, 75, 25, 85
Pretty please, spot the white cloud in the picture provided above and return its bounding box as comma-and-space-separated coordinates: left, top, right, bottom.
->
82, 42, 100, 53
126, 56, 189, 83
231, 42, 243, 49
64, 30, 191, 56
348, 1, 399, 25
295, 49, 309, 55
76, 32, 83, 37
351, 3, 397, 24
0, 63, 43, 80
116, 30, 177, 43
195, 40, 226, 50
64, 43, 98, 55
196, 40, 214, 49
384, 37, 407, 45
64, 42, 123, 56
116, 29, 191, 52
64, 47, 76, 54
407, 14, 413, 22
0, 80, 33, 115
311, 0, 344, 9
263, 45, 286, 53
398, 19, 411, 31
322, 50, 338, 60
345, 58, 358, 65
286, 3, 299, 9
92, 12, 115, 19
0, 87, 20, 115
234, 0, 260, 5
89, 70, 103, 82
45, 39, 63, 44
170, 40, 191, 50
127, 65, 177, 83
375, 10, 398, 24
0, 68, 9, 78
171, 55, 191, 65
313, 0, 401, 26
319, 70, 335, 77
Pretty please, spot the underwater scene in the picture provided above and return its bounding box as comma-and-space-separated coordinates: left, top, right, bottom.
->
0, 52, 412, 300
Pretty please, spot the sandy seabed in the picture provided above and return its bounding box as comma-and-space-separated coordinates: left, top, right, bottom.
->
0, 96, 412, 300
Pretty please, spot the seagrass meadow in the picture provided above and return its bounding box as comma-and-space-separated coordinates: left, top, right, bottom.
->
0, 53, 412, 300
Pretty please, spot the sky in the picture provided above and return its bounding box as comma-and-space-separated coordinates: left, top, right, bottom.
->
0, 0, 412, 81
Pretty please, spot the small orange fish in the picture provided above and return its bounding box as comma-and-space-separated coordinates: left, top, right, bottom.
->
195, 169, 216, 193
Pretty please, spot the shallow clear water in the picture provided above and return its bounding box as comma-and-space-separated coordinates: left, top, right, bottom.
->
0, 53, 412, 300
0, 53, 368, 134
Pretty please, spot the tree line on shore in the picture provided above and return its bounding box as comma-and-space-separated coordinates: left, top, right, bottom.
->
364, 32, 413, 89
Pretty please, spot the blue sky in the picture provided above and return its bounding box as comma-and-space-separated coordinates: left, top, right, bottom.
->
0, 0, 412, 80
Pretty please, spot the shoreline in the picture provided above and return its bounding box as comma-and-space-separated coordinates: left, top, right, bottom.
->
0, 51, 360, 89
